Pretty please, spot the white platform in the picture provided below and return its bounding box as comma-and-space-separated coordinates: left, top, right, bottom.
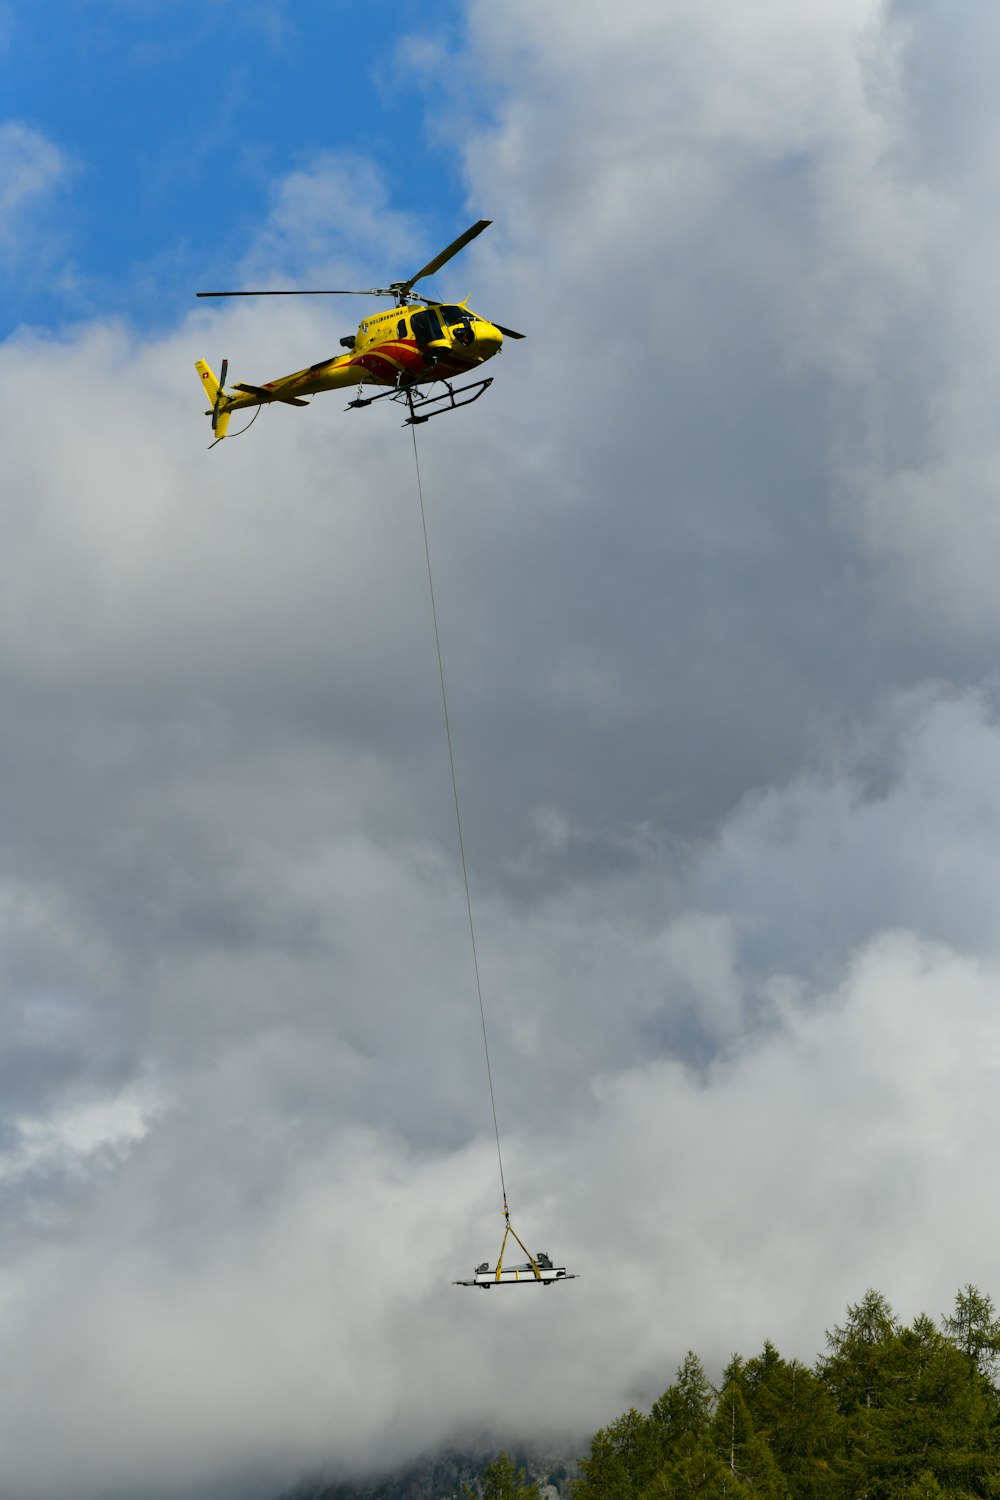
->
454, 1261, 578, 1287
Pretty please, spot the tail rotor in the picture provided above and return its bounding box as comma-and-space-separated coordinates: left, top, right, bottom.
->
212, 357, 228, 438
195, 357, 234, 447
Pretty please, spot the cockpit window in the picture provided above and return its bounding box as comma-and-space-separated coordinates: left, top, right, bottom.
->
440, 305, 466, 325
410, 307, 443, 345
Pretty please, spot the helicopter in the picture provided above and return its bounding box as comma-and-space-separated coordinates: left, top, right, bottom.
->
195, 219, 523, 445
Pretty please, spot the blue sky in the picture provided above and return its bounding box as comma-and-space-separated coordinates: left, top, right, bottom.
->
1, 0, 478, 335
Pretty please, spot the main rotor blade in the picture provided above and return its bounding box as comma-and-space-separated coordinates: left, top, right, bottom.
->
495, 324, 526, 340
197, 221, 493, 300
196, 288, 394, 298
399, 219, 492, 297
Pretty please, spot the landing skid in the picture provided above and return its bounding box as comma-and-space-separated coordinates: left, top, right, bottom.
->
347, 376, 493, 425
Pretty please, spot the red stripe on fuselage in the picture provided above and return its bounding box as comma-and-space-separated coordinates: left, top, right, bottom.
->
357, 340, 481, 387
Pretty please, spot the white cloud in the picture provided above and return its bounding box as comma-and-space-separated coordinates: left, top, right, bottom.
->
0, 1084, 160, 1185
237, 151, 427, 292
0, 914, 997, 1498
0, 120, 69, 253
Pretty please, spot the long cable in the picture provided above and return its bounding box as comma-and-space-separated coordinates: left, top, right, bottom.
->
410, 424, 508, 1210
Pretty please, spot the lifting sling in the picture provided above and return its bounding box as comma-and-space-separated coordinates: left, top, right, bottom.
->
495, 1202, 540, 1281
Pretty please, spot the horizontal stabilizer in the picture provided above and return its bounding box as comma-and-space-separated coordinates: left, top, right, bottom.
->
235, 382, 311, 407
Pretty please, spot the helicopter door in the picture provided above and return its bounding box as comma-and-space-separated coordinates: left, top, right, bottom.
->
410, 307, 443, 346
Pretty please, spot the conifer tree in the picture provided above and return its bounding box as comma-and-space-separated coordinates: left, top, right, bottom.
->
464, 1453, 540, 1500
708, 1381, 786, 1500
642, 1436, 742, 1500
649, 1352, 715, 1459
820, 1288, 900, 1412
740, 1344, 841, 1500
573, 1409, 662, 1500
574, 1285, 1000, 1500
943, 1285, 1000, 1383
819, 1299, 1000, 1500
882, 1314, 1000, 1498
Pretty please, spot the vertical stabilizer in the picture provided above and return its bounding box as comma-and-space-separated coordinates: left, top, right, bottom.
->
196, 359, 232, 442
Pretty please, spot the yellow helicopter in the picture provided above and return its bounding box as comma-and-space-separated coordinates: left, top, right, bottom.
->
195, 219, 523, 445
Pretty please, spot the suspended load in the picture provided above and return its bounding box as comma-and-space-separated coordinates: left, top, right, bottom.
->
454, 1207, 578, 1289
454, 1254, 577, 1289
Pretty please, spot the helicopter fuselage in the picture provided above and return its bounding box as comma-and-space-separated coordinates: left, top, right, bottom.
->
221, 301, 503, 415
